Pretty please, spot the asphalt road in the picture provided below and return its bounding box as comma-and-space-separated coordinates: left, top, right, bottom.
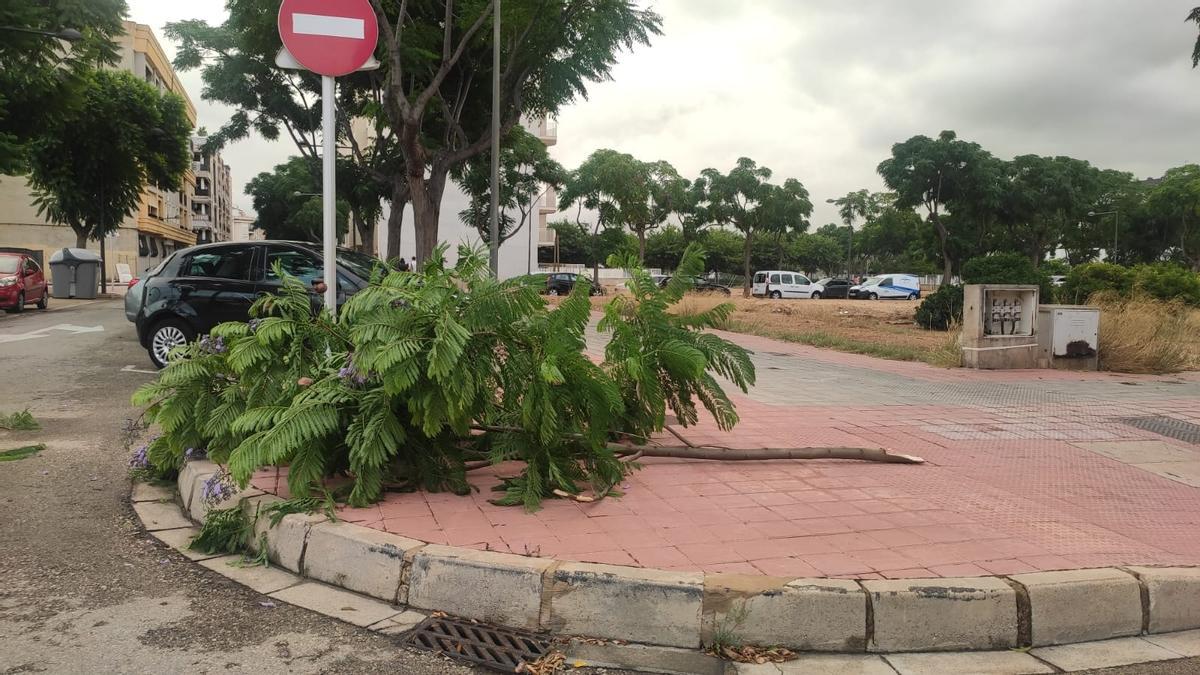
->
0, 299, 1195, 675
0, 300, 482, 674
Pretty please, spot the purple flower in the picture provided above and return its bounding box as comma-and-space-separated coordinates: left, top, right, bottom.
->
248, 319, 261, 333
201, 470, 237, 505
128, 445, 149, 469
184, 447, 208, 461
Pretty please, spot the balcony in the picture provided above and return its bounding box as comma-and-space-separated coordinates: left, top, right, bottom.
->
538, 186, 557, 215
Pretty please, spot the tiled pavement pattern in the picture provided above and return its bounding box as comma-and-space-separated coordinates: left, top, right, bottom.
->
251, 327, 1200, 579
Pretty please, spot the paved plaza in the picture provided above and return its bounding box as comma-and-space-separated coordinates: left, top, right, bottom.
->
251, 327, 1200, 579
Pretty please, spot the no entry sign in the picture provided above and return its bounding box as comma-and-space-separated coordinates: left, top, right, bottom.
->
278, 0, 379, 77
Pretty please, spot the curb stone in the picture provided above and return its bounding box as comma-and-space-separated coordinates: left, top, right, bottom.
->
139, 474, 1200, 671
702, 575, 866, 652
304, 521, 423, 603
1011, 568, 1142, 646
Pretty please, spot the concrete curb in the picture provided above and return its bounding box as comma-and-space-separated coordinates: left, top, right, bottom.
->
154, 462, 1200, 662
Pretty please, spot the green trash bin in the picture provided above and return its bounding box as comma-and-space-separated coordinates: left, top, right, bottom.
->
48, 248, 102, 299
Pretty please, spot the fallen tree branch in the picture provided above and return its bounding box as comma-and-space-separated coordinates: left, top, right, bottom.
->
613, 445, 924, 464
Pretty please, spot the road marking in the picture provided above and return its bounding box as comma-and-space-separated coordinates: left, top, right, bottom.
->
0, 323, 105, 344
121, 365, 159, 375
293, 13, 364, 39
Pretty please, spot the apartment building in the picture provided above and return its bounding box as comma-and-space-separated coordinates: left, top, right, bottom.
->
373, 115, 559, 279
191, 135, 233, 244
0, 21, 197, 281
230, 207, 264, 242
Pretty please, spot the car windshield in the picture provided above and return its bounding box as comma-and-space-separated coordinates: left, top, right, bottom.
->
335, 249, 383, 280
816, 278, 831, 286
861, 276, 882, 286
0, 257, 18, 274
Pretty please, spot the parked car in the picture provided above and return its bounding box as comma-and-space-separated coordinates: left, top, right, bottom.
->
657, 275, 732, 295
1050, 275, 1067, 287
0, 252, 49, 313
813, 278, 851, 299
751, 270, 824, 299
544, 272, 603, 296
128, 241, 379, 368
849, 274, 921, 300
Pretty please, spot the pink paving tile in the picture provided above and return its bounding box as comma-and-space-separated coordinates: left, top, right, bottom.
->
927, 563, 992, 577
732, 539, 792, 562
381, 515, 439, 534
848, 548, 921, 572
813, 532, 890, 553
565, 550, 639, 566
866, 528, 932, 547
704, 562, 762, 575
1020, 555, 1083, 572
977, 559, 1040, 575
627, 546, 691, 568
810, 501, 868, 518
880, 568, 937, 579
727, 506, 784, 523
748, 492, 799, 507
677, 542, 746, 565
555, 533, 620, 554
802, 553, 874, 576
658, 526, 714, 546
751, 557, 823, 577
835, 515, 894, 532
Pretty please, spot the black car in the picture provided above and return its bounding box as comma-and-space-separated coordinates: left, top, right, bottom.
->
814, 278, 852, 299
545, 272, 603, 296
657, 275, 732, 295
129, 241, 379, 368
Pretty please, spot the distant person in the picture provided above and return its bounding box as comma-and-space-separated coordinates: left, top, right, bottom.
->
410, 256, 417, 271
397, 257, 409, 272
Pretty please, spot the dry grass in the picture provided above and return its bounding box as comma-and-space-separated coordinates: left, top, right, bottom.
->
1092, 293, 1200, 374
664, 294, 959, 366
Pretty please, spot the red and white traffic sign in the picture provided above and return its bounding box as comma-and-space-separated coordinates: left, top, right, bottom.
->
278, 0, 378, 77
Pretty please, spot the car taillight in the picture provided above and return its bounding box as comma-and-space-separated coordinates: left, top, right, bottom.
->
128, 277, 139, 289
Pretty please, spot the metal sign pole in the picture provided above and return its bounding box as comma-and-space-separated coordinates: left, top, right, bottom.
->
322, 74, 337, 318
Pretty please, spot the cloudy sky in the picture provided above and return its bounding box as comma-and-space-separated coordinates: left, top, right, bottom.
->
127, 0, 1200, 226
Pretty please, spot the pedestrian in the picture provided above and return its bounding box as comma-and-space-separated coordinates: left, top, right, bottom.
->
410, 255, 417, 270
397, 256, 409, 272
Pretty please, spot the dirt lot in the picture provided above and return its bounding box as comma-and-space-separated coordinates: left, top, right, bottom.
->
572, 291, 959, 365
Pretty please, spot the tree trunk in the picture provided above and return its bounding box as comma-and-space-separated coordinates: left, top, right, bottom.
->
637, 229, 646, 263
742, 229, 753, 297
386, 179, 406, 262
930, 213, 952, 284
408, 170, 447, 263
75, 230, 88, 249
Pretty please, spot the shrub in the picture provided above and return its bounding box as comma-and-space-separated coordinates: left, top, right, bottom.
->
1092, 292, 1200, 373
961, 252, 1052, 299
914, 284, 963, 330
133, 244, 754, 510
1131, 263, 1200, 306
1060, 262, 1134, 305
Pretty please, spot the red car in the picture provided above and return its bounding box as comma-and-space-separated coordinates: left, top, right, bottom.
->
0, 252, 49, 313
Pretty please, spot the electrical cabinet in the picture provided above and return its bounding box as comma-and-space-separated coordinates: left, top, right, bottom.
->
1037, 305, 1100, 370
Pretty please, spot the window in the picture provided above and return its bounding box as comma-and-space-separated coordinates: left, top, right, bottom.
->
0, 257, 18, 274
753, 273, 767, 284
24, 259, 40, 274
796, 276, 811, 285
264, 248, 321, 285
769, 273, 781, 284
184, 247, 255, 280
878, 277, 893, 287
780, 274, 794, 284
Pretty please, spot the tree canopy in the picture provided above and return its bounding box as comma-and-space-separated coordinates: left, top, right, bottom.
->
26, 69, 192, 248
0, 0, 129, 174
246, 157, 350, 242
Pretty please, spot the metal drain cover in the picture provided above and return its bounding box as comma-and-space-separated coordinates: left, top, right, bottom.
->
404, 615, 550, 672
1120, 416, 1200, 445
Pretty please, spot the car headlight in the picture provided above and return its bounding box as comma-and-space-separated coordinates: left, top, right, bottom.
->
0, 277, 17, 287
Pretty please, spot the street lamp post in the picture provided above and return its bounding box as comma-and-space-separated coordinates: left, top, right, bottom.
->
1087, 210, 1120, 260
0, 26, 83, 41
488, 0, 501, 276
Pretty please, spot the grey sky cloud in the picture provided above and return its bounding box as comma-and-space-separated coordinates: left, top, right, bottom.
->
128, 0, 1200, 227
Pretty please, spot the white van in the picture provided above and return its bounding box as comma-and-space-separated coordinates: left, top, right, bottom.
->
848, 274, 921, 300
751, 271, 825, 299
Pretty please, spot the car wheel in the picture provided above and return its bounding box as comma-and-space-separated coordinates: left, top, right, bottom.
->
7, 292, 24, 313
36, 290, 47, 309
770, 290, 782, 299
547, 288, 560, 297
908, 292, 918, 300
811, 291, 822, 299
868, 292, 879, 300
148, 319, 193, 369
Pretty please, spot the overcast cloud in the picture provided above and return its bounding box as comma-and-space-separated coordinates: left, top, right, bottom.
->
128, 0, 1200, 226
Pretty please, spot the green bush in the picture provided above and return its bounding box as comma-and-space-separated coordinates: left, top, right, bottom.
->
961, 252, 1052, 298
1060, 262, 1134, 304
914, 284, 964, 330
133, 244, 754, 510
1131, 263, 1200, 306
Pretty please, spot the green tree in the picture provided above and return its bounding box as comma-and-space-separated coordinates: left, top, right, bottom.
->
547, 220, 634, 268
995, 155, 1102, 266
699, 158, 812, 296
697, 228, 746, 276
369, 0, 662, 261
644, 226, 686, 272
1145, 165, 1200, 270
26, 69, 191, 248
557, 149, 685, 264
878, 130, 1002, 282
1189, 7, 1200, 67
246, 157, 350, 242
786, 234, 843, 275
0, 0, 128, 173
454, 127, 567, 249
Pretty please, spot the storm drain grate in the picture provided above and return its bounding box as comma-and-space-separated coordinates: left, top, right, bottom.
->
404, 616, 551, 672
1119, 416, 1200, 445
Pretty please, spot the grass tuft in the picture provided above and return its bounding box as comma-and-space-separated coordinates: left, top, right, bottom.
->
0, 409, 40, 431
1092, 292, 1200, 374
0, 444, 46, 462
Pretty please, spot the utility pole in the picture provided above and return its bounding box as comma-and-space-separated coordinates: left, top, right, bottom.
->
488, 0, 501, 276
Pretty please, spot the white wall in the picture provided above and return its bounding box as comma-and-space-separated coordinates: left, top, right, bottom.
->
376, 183, 541, 279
